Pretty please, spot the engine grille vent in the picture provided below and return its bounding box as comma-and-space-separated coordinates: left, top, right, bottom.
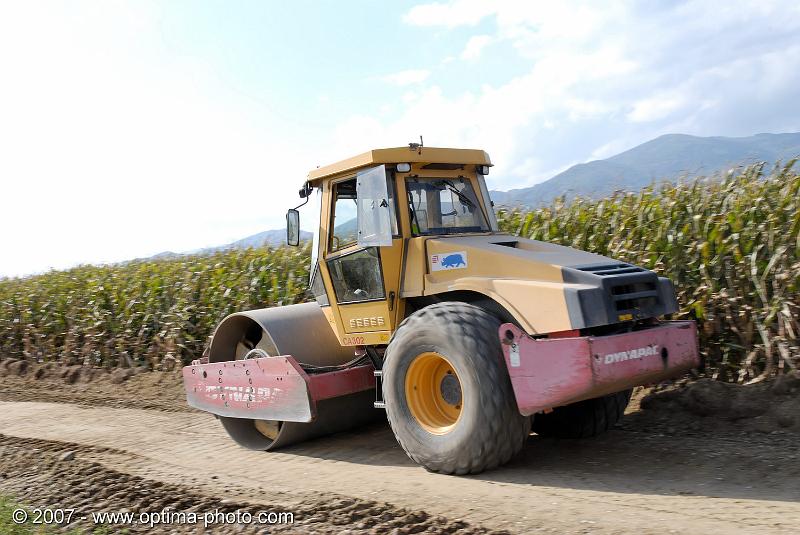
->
574, 263, 660, 313
564, 261, 679, 328
576, 263, 645, 276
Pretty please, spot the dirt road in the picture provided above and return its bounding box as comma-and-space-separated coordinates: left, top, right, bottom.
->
1, 387, 798, 534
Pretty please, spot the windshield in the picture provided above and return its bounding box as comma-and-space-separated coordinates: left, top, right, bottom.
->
406, 177, 489, 235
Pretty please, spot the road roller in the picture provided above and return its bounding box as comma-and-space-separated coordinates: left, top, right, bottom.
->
183, 144, 699, 474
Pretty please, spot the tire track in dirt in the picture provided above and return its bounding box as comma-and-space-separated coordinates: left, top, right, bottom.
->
0, 365, 191, 413
0, 433, 496, 534
1, 401, 799, 534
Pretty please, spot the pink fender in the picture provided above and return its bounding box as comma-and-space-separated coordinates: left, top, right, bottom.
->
499, 321, 699, 416
183, 356, 374, 422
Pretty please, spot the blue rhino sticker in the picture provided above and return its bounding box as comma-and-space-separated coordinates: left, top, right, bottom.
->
442, 254, 466, 268
431, 251, 468, 271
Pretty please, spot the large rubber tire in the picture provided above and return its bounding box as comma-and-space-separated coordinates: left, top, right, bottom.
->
531, 389, 633, 439
383, 302, 530, 475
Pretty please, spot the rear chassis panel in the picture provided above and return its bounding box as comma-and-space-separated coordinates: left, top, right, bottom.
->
500, 320, 699, 416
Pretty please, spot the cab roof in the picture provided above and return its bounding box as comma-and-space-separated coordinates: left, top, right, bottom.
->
307, 147, 492, 184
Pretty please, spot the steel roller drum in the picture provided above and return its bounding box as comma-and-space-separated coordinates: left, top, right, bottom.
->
207, 302, 379, 450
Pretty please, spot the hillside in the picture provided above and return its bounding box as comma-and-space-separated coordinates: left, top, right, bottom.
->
491, 132, 800, 207
143, 228, 313, 261
196, 228, 313, 253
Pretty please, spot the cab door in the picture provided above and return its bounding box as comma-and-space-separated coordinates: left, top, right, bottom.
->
321, 165, 402, 346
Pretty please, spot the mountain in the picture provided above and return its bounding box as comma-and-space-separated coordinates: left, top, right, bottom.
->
491, 132, 800, 207
191, 229, 313, 255
222, 229, 312, 250
143, 228, 312, 261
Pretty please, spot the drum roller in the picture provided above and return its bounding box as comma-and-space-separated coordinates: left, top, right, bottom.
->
206, 302, 379, 450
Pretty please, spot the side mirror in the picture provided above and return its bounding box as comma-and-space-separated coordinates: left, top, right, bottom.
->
286, 209, 300, 246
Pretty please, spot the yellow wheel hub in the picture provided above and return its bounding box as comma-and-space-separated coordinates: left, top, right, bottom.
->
405, 352, 463, 435
254, 419, 280, 440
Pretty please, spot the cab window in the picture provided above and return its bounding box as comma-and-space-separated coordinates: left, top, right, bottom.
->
327, 247, 385, 303
330, 179, 358, 251
308, 262, 329, 306
406, 177, 489, 235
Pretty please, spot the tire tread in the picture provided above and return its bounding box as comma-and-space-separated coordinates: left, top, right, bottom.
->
383, 302, 530, 474
532, 389, 632, 439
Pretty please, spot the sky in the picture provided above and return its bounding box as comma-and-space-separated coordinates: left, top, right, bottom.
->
1, 0, 799, 277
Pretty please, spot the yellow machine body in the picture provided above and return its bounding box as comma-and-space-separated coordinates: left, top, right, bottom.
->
305, 146, 677, 347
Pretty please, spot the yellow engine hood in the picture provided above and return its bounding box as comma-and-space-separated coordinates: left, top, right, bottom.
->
410, 234, 677, 335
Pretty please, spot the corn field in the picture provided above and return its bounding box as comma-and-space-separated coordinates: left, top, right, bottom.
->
0, 246, 311, 369
0, 161, 798, 381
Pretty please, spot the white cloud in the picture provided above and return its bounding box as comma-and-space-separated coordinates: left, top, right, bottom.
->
331, 42, 643, 185
381, 69, 431, 86
357, 0, 800, 191
628, 93, 687, 123
403, 0, 496, 28
460, 35, 492, 60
